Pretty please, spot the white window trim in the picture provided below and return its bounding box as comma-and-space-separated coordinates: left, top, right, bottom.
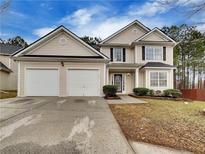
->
113, 47, 123, 63
145, 46, 163, 61
149, 71, 168, 88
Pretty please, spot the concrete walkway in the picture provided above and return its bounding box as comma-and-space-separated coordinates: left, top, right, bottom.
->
107, 95, 146, 104
0, 97, 134, 154
130, 141, 193, 154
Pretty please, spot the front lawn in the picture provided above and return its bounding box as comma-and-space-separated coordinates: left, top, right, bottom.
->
109, 99, 205, 154
0, 90, 17, 99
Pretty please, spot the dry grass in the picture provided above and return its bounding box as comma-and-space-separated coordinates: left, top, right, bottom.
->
110, 99, 205, 154
0, 90, 17, 99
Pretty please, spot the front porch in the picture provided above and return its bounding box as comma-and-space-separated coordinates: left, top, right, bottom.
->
106, 63, 140, 94
106, 63, 174, 94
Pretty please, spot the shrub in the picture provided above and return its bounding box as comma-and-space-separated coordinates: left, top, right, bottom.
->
133, 88, 149, 96
148, 89, 155, 96
155, 90, 162, 96
103, 85, 118, 97
163, 89, 182, 98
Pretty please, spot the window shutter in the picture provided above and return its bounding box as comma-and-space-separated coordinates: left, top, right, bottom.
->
163, 47, 166, 61
110, 48, 113, 61
123, 48, 126, 62
142, 46, 145, 60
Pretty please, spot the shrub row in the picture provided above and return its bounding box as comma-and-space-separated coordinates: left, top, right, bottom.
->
133, 87, 182, 98
103, 85, 182, 98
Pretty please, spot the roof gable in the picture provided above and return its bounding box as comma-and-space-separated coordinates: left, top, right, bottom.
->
100, 20, 150, 44
13, 26, 108, 59
28, 32, 98, 56
135, 28, 176, 43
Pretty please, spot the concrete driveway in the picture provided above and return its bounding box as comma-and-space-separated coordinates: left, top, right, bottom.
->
0, 97, 133, 154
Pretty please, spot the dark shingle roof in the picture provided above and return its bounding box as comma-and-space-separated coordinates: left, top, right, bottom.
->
0, 62, 12, 73
141, 62, 175, 69
0, 43, 22, 55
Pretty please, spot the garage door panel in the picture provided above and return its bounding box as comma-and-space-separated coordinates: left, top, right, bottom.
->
67, 69, 100, 96
26, 69, 59, 96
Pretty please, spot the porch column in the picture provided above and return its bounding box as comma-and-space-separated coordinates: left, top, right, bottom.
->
135, 68, 139, 88
106, 68, 109, 84
145, 70, 148, 88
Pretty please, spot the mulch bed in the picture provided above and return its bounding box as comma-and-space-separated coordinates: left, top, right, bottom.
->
104, 95, 121, 100
129, 93, 192, 102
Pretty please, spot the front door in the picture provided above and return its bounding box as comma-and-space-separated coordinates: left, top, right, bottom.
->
114, 74, 122, 92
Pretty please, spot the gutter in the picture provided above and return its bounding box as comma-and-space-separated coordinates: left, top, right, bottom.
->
12, 56, 110, 63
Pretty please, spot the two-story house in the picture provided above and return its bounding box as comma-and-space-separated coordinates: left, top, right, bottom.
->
100, 20, 176, 94
13, 20, 176, 97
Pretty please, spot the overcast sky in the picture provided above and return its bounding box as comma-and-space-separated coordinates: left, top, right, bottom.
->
0, 0, 204, 44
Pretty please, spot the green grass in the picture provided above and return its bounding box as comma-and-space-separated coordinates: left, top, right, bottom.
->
110, 99, 205, 154
0, 90, 17, 99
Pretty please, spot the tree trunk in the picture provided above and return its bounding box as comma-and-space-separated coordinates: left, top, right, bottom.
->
198, 69, 201, 89
174, 69, 177, 89
182, 54, 186, 89
187, 65, 190, 89
192, 65, 196, 89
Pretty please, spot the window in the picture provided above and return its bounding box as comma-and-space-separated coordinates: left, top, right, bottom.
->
150, 72, 167, 87
145, 46, 163, 60
113, 48, 123, 62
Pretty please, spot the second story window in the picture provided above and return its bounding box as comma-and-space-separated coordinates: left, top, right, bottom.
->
114, 48, 123, 62
145, 46, 163, 61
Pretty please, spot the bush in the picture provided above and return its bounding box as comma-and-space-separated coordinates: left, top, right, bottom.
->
163, 89, 182, 98
155, 90, 162, 96
148, 89, 155, 96
133, 88, 149, 96
103, 85, 118, 97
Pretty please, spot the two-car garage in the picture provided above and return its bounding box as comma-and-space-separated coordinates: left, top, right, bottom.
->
13, 26, 108, 97
25, 68, 101, 96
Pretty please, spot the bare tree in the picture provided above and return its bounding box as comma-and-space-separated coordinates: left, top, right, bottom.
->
158, 0, 205, 26
0, 0, 11, 14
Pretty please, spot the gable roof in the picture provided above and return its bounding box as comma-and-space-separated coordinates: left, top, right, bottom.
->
0, 43, 22, 55
100, 20, 150, 44
0, 62, 12, 73
135, 27, 177, 44
13, 26, 108, 59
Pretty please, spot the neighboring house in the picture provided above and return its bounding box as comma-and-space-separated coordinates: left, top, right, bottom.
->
13, 20, 176, 97
0, 43, 21, 91
100, 20, 176, 94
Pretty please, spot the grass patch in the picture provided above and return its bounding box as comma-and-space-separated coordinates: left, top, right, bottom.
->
109, 99, 205, 154
0, 90, 17, 99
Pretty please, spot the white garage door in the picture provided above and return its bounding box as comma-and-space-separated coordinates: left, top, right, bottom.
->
67, 69, 100, 96
26, 69, 59, 96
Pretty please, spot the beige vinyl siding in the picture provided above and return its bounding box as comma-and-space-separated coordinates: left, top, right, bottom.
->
18, 61, 105, 96
141, 31, 169, 41
126, 72, 135, 93
105, 24, 147, 44
135, 45, 173, 65
138, 71, 145, 87
0, 71, 9, 90
100, 46, 135, 63
0, 55, 18, 90
28, 32, 98, 56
